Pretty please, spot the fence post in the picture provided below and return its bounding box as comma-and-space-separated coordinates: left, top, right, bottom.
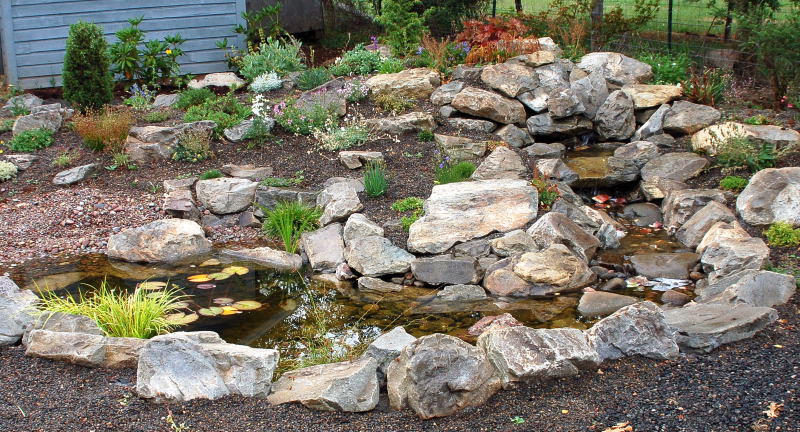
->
667, 0, 674, 52
492, 0, 497, 17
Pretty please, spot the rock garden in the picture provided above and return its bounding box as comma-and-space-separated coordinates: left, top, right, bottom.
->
1, 2, 799, 430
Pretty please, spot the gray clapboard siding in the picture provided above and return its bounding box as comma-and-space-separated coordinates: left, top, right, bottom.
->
1, 0, 247, 89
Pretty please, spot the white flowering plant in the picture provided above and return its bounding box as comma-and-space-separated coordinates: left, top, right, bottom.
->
249, 71, 283, 93
312, 114, 370, 151
0, 160, 18, 182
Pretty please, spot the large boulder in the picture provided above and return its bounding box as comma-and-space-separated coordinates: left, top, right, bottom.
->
664, 303, 778, 353
586, 301, 679, 361
576, 52, 653, 88
697, 269, 796, 308
21, 312, 102, 347
196, 177, 257, 214
696, 220, 750, 254
477, 327, 600, 388
301, 223, 345, 273
387, 334, 502, 419
434, 134, 487, 162
641, 152, 708, 185
365, 112, 435, 135
188, 72, 245, 89
495, 124, 534, 148
430, 81, 464, 105
700, 237, 770, 282
317, 181, 363, 226
362, 327, 417, 383
480, 63, 538, 98
663, 100, 721, 135
613, 140, 660, 169
526, 114, 593, 139
12, 110, 63, 135
344, 236, 415, 277
268, 357, 379, 412
736, 167, 800, 226
343, 213, 384, 246
471, 146, 528, 180
535, 158, 579, 184
526, 212, 601, 261
675, 201, 736, 248
451, 87, 527, 124
221, 247, 303, 271
565, 155, 640, 188
632, 104, 670, 141
411, 256, 480, 286
578, 291, 639, 318
661, 188, 727, 229
569, 69, 609, 119
0, 277, 38, 346
136, 332, 279, 402
107, 219, 212, 263
691, 122, 800, 156
25, 330, 145, 369
407, 180, 538, 254
0, 93, 43, 116
594, 90, 636, 140
129, 121, 216, 147
621, 84, 682, 109
490, 229, 537, 257
512, 244, 596, 293
546, 88, 585, 118
366, 68, 440, 100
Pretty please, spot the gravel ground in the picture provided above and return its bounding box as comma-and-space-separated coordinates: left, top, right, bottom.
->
1, 294, 797, 432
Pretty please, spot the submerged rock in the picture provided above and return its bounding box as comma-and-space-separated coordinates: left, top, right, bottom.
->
630, 252, 700, 279
578, 291, 639, 318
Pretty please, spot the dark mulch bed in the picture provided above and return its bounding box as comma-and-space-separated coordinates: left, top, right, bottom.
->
1, 294, 797, 432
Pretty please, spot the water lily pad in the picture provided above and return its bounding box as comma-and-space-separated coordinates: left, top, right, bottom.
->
196, 283, 217, 290
213, 297, 234, 305
199, 258, 221, 267
137, 281, 167, 290
188, 274, 213, 283
173, 301, 191, 309
208, 272, 231, 281
198, 307, 224, 316
221, 265, 249, 276
164, 312, 199, 325
221, 306, 241, 315
232, 300, 262, 311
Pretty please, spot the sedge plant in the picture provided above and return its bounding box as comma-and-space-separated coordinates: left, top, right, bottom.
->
259, 201, 321, 253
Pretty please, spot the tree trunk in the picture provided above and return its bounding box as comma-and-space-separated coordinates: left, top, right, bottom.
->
590, 0, 604, 51
515, 0, 523, 12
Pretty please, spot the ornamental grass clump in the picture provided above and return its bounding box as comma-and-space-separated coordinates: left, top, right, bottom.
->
72, 108, 134, 152
363, 162, 388, 197
435, 160, 475, 184
259, 201, 321, 253
37, 279, 186, 339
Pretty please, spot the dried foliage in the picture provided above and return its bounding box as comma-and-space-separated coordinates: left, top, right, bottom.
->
72, 107, 134, 152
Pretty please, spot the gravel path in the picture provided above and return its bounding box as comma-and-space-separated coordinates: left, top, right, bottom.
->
1, 296, 797, 432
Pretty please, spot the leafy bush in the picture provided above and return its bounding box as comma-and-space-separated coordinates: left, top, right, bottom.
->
242, 118, 274, 148
297, 68, 332, 91
764, 222, 800, 247
377, 58, 405, 74
260, 201, 321, 253
744, 114, 770, 125
391, 197, 424, 212
719, 175, 749, 191
413, 35, 470, 74
72, 108, 134, 152
531, 177, 560, 209
312, 119, 370, 151
0, 118, 13, 133
238, 37, 305, 80
343, 80, 368, 102
374, 91, 415, 114
0, 160, 17, 181
681, 67, 731, 107
143, 110, 170, 123
419, 0, 489, 36
37, 279, 185, 339
175, 88, 215, 110
637, 51, 692, 84
376, 0, 425, 57
435, 160, 475, 184
183, 93, 250, 137
7, 128, 54, 152
418, 129, 434, 142
108, 16, 186, 87
330, 45, 384, 76
199, 169, 223, 180
62, 21, 113, 111
716, 136, 777, 172
249, 71, 283, 92
363, 162, 388, 197
172, 128, 213, 163
271, 100, 336, 135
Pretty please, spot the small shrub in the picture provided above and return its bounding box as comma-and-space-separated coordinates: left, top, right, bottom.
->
0, 118, 13, 133
106, 151, 137, 171
183, 93, 250, 137
681, 67, 731, 107
744, 114, 770, 125
377, 57, 405, 74
260, 170, 305, 187
374, 91, 415, 114
417, 129, 434, 142
272, 100, 335, 135
72, 108, 134, 152
764, 222, 800, 247
531, 177, 560, 209
414, 35, 469, 74
172, 128, 213, 163
199, 169, 223, 180
343, 80, 368, 102
391, 197, 424, 212
719, 175, 749, 191
435, 160, 475, 184
313, 119, 370, 151
8, 99, 30, 117
363, 162, 388, 197
62, 21, 113, 111
0, 160, 18, 181
123, 83, 155, 110
330, 45, 384, 76
637, 51, 692, 85
7, 128, 54, 152
716, 136, 777, 172
175, 88, 214, 110
260, 201, 321, 253
108, 16, 186, 87
143, 110, 170, 123
52, 150, 80, 168
297, 68, 332, 91
37, 279, 185, 339
238, 37, 305, 80
377, 0, 425, 57
242, 117, 274, 148
456, 16, 533, 64
400, 210, 423, 231
249, 71, 283, 92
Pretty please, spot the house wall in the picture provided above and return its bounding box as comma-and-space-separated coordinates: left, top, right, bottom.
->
246, 0, 324, 34
0, 0, 247, 89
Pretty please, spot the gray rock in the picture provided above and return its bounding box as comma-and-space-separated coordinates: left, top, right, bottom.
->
700, 237, 770, 282
22, 312, 102, 347
339, 151, 384, 169
490, 229, 537, 257
551, 200, 626, 241
255, 186, 319, 212
663, 100, 722, 135
221, 247, 303, 271
223, 118, 273, 142
639, 177, 688, 201
125, 136, 173, 165
343, 213, 384, 246
527, 114, 593, 139
676, 201, 735, 248
435, 284, 487, 302
366, 112, 435, 135
430, 81, 464, 106
452, 239, 492, 258
2, 154, 38, 171
318, 181, 363, 226
566, 155, 640, 188
586, 301, 679, 360
451, 86, 527, 124
452, 65, 483, 81
646, 132, 677, 149
577, 52, 653, 88
477, 327, 600, 388
153, 93, 178, 108
0, 276, 38, 346
107, 219, 212, 263
661, 188, 727, 229
569, 69, 609, 119
524, 142, 566, 159
621, 84, 682, 109
268, 357, 379, 412
661, 289, 691, 306
137, 331, 279, 402
407, 180, 538, 254
357, 277, 405, 294
535, 158, 579, 185
495, 124, 533, 148
594, 90, 636, 140
301, 223, 345, 273
196, 177, 257, 214
526, 212, 601, 262
366, 68, 440, 100
535, 62, 570, 90
297, 79, 348, 117
220, 164, 273, 181
641, 152, 709, 185
188, 72, 245, 89
447, 118, 496, 133
517, 87, 550, 112
387, 334, 502, 419
468, 313, 524, 336
129, 121, 216, 147
1, 93, 43, 116
25, 330, 145, 369
578, 291, 639, 317
632, 104, 670, 141
698, 269, 796, 308
363, 327, 417, 383
512, 244, 596, 293
613, 141, 660, 169
480, 63, 537, 98
664, 303, 778, 353
12, 110, 62, 135
52, 164, 96, 185
471, 146, 527, 180
736, 167, 800, 226
630, 252, 700, 279
622, 203, 662, 227
512, 49, 557, 67
434, 134, 487, 162
345, 236, 415, 277
411, 256, 480, 286
696, 220, 750, 254
547, 88, 585, 118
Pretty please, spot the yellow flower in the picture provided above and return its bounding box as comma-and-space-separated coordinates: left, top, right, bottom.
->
165, 49, 172, 55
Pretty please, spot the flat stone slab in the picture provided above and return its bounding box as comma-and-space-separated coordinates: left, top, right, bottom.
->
664, 303, 778, 353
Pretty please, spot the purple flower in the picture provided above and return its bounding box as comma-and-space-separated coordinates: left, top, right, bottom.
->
370, 35, 379, 50
438, 162, 445, 169
416, 46, 424, 55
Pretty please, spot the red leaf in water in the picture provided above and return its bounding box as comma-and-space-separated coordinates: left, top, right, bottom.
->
593, 194, 611, 203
